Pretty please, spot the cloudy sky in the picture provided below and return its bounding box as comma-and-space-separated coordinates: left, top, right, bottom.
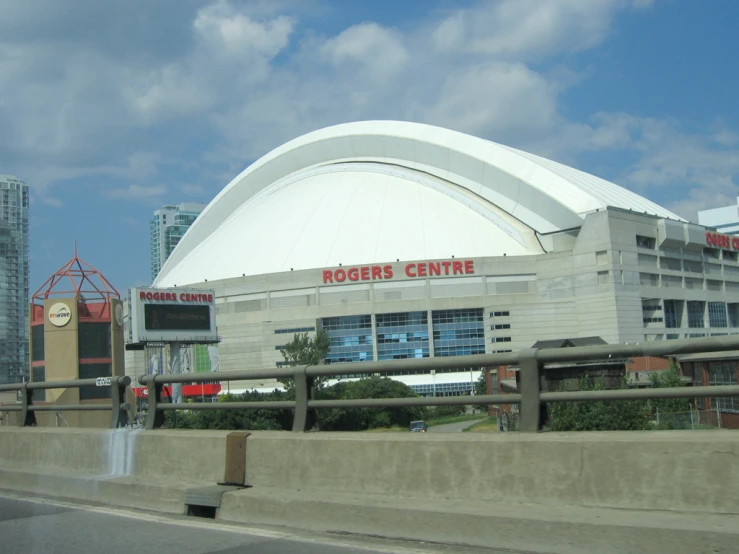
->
1, 0, 737, 293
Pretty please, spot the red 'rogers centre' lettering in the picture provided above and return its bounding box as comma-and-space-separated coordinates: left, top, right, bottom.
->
323, 260, 474, 283
139, 291, 214, 303
706, 231, 739, 251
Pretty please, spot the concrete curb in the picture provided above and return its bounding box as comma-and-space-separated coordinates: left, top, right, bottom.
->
1, 467, 738, 553
217, 487, 739, 554
0, 467, 190, 514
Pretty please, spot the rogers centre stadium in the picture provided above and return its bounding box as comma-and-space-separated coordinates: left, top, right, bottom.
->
127, 120, 739, 396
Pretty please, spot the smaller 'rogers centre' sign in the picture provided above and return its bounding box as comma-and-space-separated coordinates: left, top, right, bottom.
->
323, 259, 474, 284
139, 290, 214, 303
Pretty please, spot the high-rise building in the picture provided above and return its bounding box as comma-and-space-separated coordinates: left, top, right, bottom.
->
149, 202, 206, 282
698, 197, 739, 235
0, 175, 30, 384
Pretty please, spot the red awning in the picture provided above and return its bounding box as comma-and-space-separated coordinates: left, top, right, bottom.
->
131, 384, 221, 398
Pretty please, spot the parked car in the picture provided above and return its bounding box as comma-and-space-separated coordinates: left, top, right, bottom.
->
409, 420, 428, 432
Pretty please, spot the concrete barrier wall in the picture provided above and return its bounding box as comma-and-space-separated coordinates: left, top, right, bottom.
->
130, 429, 229, 483
244, 430, 739, 514
0, 427, 113, 474
0, 427, 229, 483
2, 428, 738, 515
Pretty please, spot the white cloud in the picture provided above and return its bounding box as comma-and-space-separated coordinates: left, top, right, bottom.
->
429, 0, 651, 61
194, 1, 295, 56
0, 0, 734, 226
523, 111, 739, 221
106, 184, 167, 200
321, 23, 409, 80
181, 184, 207, 196
126, 3, 296, 123
421, 62, 558, 138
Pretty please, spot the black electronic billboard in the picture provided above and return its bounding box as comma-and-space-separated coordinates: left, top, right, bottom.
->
144, 303, 211, 331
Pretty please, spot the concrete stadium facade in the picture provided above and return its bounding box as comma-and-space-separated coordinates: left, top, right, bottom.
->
127, 121, 739, 395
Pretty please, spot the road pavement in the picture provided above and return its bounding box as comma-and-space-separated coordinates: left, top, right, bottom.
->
0, 493, 521, 554
427, 418, 486, 433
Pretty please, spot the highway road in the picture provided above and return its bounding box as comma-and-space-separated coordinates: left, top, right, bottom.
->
0, 493, 522, 554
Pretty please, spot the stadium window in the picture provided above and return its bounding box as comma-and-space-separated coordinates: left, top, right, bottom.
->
708, 302, 728, 328
687, 301, 705, 328
636, 235, 656, 249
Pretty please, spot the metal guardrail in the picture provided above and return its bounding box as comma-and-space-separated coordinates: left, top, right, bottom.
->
0, 376, 132, 428
137, 335, 739, 433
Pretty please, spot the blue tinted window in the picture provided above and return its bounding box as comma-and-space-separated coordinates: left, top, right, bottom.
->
432, 308, 485, 357
376, 311, 429, 361
322, 315, 373, 365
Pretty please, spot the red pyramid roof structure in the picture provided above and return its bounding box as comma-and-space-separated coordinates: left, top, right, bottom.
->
32, 242, 120, 304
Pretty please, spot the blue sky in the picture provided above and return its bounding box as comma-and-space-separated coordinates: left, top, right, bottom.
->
0, 0, 737, 294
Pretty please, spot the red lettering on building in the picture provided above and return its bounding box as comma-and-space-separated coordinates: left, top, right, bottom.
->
321, 259, 476, 285
707, 231, 738, 250
139, 290, 213, 303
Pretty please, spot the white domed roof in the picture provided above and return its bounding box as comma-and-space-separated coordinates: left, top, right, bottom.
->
154, 121, 682, 287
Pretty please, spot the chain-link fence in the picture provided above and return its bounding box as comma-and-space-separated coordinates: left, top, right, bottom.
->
654, 408, 724, 430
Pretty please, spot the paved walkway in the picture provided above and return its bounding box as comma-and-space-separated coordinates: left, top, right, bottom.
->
428, 418, 485, 433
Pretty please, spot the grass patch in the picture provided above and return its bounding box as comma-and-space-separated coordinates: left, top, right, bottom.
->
426, 413, 487, 427
364, 426, 405, 432
462, 416, 498, 433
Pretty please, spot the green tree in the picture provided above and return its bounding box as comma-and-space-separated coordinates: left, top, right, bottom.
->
280, 328, 331, 366
649, 362, 692, 429
316, 376, 426, 431
475, 369, 488, 396
165, 389, 293, 430
548, 375, 651, 431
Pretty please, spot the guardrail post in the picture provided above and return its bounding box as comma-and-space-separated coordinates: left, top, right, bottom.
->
518, 348, 542, 433
292, 366, 312, 432
145, 378, 165, 430
110, 376, 131, 429
18, 383, 37, 427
